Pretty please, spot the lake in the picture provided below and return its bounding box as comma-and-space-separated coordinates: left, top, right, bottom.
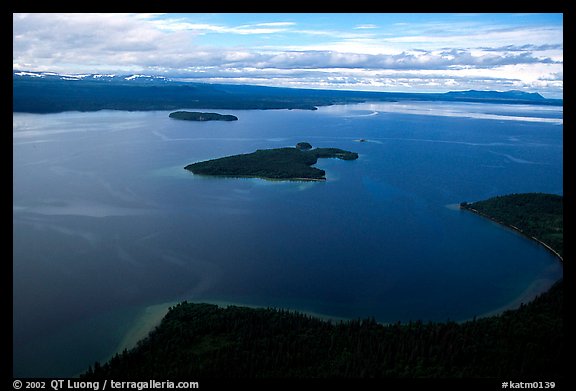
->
13, 101, 563, 377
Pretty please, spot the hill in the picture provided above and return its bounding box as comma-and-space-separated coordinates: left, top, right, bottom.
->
444, 89, 546, 101
13, 71, 563, 113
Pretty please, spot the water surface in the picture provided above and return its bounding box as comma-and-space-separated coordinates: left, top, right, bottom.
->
13, 101, 563, 376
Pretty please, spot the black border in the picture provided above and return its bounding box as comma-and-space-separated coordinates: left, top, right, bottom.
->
9, 7, 570, 388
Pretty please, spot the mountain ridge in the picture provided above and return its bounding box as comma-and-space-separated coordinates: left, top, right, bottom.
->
13, 70, 563, 113
445, 89, 546, 100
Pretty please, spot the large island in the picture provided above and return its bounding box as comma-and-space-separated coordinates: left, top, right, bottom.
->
185, 143, 358, 181
169, 111, 238, 121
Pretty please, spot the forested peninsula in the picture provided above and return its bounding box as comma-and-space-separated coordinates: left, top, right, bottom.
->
81, 280, 562, 379
169, 111, 238, 121
460, 193, 563, 260
80, 192, 563, 379
185, 144, 358, 181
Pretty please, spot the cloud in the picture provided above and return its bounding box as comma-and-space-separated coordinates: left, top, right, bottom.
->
354, 24, 378, 29
347, 23, 563, 55
538, 71, 563, 81
204, 49, 561, 71
150, 18, 296, 34
249, 22, 296, 27
479, 44, 563, 52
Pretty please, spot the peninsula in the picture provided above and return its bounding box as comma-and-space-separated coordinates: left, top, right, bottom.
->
185, 143, 358, 181
460, 193, 563, 260
169, 111, 238, 121
81, 279, 563, 378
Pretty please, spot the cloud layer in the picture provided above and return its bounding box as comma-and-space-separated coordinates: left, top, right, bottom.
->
13, 13, 563, 98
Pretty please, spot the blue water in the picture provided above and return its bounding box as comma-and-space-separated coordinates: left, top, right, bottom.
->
13, 101, 563, 377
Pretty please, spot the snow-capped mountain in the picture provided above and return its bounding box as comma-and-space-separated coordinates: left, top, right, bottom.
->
13, 70, 170, 83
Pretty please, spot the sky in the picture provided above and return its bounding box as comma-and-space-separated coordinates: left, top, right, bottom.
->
12, 13, 563, 98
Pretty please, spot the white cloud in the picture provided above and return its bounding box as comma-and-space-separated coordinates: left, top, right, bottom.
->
149, 18, 295, 35
354, 24, 378, 29
249, 22, 296, 27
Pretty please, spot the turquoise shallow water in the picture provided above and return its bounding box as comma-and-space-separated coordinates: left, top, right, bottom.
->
13, 101, 563, 376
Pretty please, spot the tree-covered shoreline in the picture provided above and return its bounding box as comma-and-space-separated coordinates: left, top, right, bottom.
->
460, 193, 563, 259
81, 279, 563, 379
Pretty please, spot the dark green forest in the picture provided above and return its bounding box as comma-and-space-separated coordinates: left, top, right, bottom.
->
13, 76, 326, 112
461, 193, 563, 258
169, 111, 238, 121
185, 145, 358, 181
81, 279, 563, 379
295, 142, 313, 150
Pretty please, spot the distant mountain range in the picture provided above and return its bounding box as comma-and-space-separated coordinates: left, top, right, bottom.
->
445, 89, 546, 101
13, 70, 171, 83
13, 70, 562, 113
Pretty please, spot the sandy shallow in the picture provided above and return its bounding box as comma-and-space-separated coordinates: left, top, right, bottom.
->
109, 301, 178, 358
463, 277, 559, 321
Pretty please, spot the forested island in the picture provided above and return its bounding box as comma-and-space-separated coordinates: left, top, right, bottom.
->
460, 193, 563, 260
185, 144, 358, 181
169, 111, 238, 121
80, 192, 563, 379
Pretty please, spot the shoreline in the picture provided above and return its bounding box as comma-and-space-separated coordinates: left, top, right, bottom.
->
460, 277, 561, 322
190, 172, 327, 182
105, 302, 177, 362
107, 299, 350, 361
109, 278, 560, 366
460, 204, 563, 263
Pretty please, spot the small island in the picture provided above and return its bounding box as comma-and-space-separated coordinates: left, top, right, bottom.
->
169, 111, 238, 121
460, 193, 563, 261
185, 143, 358, 181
